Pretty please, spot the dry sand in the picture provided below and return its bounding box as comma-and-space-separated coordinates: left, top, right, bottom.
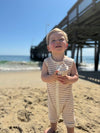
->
0, 70, 100, 133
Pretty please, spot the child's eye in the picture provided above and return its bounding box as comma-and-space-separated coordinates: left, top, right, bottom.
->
52, 40, 56, 43
59, 38, 64, 42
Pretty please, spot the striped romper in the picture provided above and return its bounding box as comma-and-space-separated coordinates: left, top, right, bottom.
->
44, 56, 75, 127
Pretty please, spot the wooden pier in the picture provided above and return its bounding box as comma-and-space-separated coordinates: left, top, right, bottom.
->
30, 0, 100, 71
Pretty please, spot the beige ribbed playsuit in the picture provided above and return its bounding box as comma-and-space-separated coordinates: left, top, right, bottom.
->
44, 56, 75, 127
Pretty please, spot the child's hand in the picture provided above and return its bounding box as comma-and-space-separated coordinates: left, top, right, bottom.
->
57, 75, 71, 84
51, 71, 59, 81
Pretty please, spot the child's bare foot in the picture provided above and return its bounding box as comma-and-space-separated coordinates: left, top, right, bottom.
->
44, 128, 55, 133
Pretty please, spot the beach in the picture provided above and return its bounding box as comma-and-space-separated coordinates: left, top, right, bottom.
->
0, 70, 100, 133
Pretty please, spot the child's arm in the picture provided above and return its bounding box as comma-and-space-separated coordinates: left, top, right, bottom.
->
41, 61, 58, 83
57, 62, 78, 84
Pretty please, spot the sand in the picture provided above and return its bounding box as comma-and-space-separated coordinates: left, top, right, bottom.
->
0, 70, 100, 133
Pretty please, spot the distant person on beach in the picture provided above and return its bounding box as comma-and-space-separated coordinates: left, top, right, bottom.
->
41, 28, 78, 133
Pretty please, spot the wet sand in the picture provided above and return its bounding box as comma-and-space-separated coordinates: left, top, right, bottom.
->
0, 70, 100, 133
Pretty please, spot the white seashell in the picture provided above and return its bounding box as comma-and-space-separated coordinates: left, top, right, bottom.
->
56, 63, 68, 76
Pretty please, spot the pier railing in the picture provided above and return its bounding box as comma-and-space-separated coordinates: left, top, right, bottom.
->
59, 0, 100, 30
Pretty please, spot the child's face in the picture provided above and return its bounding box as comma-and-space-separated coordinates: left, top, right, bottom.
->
47, 32, 68, 54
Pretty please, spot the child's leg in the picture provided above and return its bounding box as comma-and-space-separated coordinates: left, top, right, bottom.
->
62, 97, 75, 133
44, 123, 57, 133
67, 127, 74, 133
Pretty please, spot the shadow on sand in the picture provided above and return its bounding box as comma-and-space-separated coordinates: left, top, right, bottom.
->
78, 71, 100, 84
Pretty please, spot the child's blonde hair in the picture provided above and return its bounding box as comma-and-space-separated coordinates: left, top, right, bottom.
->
46, 28, 68, 45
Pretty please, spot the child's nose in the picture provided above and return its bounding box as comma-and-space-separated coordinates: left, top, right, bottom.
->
56, 39, 60, 43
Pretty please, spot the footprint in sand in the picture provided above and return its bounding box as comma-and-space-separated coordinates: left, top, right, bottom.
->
17, 110, 31, 122
76, 125, 89, 132
9, 126, 23, 133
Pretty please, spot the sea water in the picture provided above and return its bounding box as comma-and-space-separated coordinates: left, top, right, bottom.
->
0, 55, 41, 71
0, 55, 100, 71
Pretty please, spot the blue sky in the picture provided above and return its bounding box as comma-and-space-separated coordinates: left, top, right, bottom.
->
0, 0, 78, 55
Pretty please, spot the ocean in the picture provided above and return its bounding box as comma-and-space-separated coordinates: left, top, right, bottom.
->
0, 55, 41, 71
0, 55, 100, 71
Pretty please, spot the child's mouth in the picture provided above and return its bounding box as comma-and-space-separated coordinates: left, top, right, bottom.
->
55, 46, 62, 48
